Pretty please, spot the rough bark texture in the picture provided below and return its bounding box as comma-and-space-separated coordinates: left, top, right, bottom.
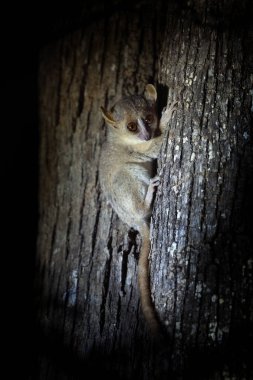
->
35, 1, 253, 379
151, 1, 253, 378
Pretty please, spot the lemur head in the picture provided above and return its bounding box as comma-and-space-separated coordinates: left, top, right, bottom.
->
101, 84, 158, 144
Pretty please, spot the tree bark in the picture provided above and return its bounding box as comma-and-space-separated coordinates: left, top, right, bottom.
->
35, 1, 253, 379
151, 1, 253, 378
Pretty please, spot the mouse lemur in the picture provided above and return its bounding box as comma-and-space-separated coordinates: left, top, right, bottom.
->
100, 84, 176, 334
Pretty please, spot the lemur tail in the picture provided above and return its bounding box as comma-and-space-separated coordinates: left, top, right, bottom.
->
138, 223, 161, 336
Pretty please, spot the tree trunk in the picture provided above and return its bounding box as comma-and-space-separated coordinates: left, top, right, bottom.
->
151, 1, 253, 378
34, 1, 253, 379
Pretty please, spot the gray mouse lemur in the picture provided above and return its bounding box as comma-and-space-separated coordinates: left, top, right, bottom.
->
100, 84, 176, 335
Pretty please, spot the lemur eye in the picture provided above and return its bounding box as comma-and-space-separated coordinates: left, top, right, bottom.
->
127, 122, 138, 132
145, 114, 154, 124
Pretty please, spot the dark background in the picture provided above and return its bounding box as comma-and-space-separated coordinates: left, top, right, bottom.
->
2, 1, 100, 376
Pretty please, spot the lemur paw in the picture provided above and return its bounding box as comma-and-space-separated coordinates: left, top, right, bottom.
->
150, 175, 160, 188
160, 100, 178, 129
145, 176, 161, 208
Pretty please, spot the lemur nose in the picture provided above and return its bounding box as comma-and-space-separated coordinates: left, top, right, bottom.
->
142, 129, 151, 141
137, 117, 151, 141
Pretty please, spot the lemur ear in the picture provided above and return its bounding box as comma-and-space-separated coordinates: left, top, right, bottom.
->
144, 84, 157, 103
101, 106, 116, 126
